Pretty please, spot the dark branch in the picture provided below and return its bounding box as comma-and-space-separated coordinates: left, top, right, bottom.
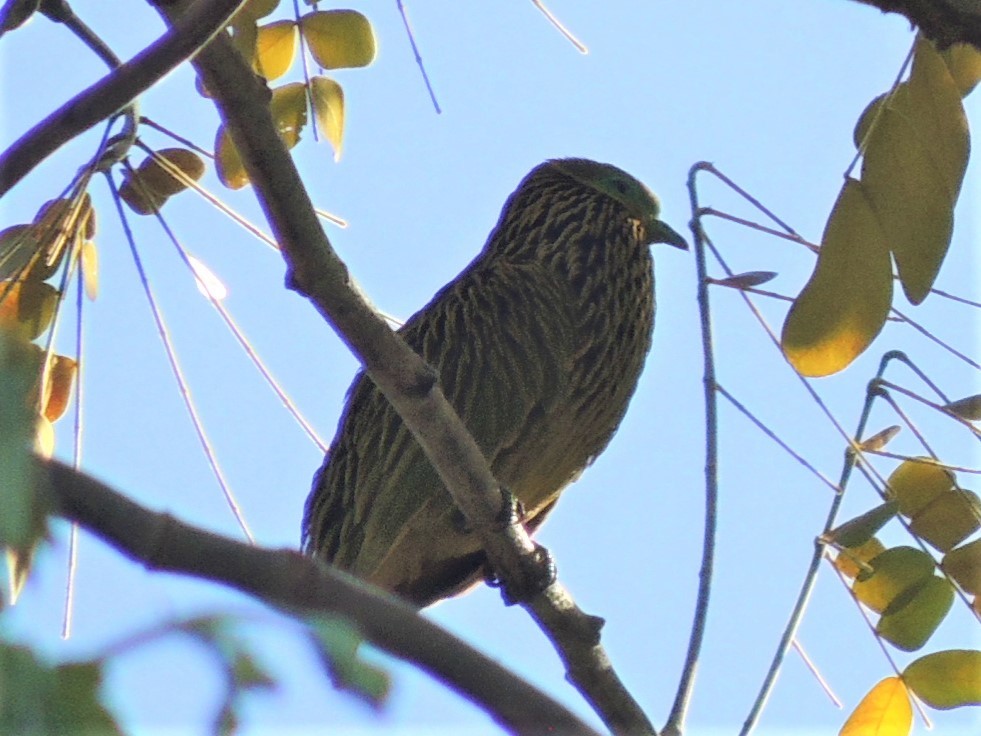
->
42, 458, 599, 736
851, 0, 981, 49
0, 0, 246, 197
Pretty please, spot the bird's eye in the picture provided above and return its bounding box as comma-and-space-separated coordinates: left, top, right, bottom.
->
613, 180, 629, 195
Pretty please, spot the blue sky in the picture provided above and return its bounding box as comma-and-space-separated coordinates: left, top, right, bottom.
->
1, 1, 978, 734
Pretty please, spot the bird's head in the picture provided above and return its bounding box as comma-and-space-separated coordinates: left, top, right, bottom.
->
549, 158, 688, 250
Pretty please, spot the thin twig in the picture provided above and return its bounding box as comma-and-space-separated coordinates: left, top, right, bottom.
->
529, 0, 587, 53
396, 0, 441, 113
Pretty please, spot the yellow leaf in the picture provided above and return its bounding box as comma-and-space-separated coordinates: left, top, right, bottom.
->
270, 82, 308, 149
852, 546, 933, 613
834, 537, 886, 580
310, 76, 345, 161
121, 148, 206, 213
81, 240, 98, 301
941, 539, 981, 594
857, 425, 901, 453
42, 354, 77, 423
781, 179, 892, 377
302, 10, 376, 70
255, 20, 297, 80
941, 43, 981, 96
886, 458, 954, 518
840, 677, 912, 736
0, 281, 60, 340
905, 650, 981, 710
34, 415, 54, 458
877, 576, 953, 651
215, 126, 249, 190
0, 224, 40, 282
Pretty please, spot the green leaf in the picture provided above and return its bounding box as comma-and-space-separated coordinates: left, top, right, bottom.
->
876, 576, 953, 651
215, 125, 249, 190
310, 76, 345, 160
827, 502, 898, 549
307, 615, 390, 707
0, 280, 60, 340
943, 394, 981, 421
904, 650, 981, 710
302, 10, 376, 69
941, 539, 981, 595
910, 489, 980, 552
781, 179, 892, 377
839, 677, 912, 736
941, 43, 981, 97
852, 546, 934, 614
886, 458, 954, 518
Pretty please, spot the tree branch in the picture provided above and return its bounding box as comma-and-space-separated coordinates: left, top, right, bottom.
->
0, 0, 247, 197
41, 458, 599, 736
147, 1, 657, 733
850, 0, 981, 49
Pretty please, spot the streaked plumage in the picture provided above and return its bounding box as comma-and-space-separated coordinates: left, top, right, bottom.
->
303, 158, 686, 606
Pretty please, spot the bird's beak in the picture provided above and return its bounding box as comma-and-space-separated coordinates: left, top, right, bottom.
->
649, 219, 689, 250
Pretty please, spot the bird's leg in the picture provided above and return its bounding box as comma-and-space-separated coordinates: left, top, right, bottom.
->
484, 487, 558, 605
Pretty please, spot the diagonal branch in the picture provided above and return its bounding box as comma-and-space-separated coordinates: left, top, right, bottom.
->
144, 1, 657, 732
41, 458, 599, 736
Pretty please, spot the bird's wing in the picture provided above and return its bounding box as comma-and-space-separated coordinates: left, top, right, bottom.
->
305, 259, 577, 593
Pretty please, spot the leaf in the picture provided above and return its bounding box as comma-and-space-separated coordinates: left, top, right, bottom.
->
904, 650, 981, 710
852, 546, 934, 613
886, 458, 954, 518
188, 255, 227, 301
0, 334, 47, 555
51, 662, 120, 734
254, 20, 297, 80
711, 271, 778, 289
876, 576, 953, 651
943, 394, 981, 421
302, 10, 376, 69
941, 539, 981, 594
31, 195, 92, 280
310, 75, 345, 160
834, 537, 886, 580
307, 615, 390, 707
0, 224, 40, 281
909, 489, 980, 552
81, 240, 98, 301
781, 179, 892, 377
827, 503, 898, 549
270, 82, 309, 149
941, 43, 981, 96
0, 280, 60, 340
839, 677, 911, 736
861, 36, 968, 304
42, 354, 77, 423
856, 425, 901, 453
120, 148, 205, 214
215, 126, 249, 190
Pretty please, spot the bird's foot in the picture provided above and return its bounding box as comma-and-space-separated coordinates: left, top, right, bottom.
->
485, 543, 557, 606
450, 486, 526, 535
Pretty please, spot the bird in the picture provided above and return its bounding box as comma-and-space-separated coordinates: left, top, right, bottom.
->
302, 158, 687, 607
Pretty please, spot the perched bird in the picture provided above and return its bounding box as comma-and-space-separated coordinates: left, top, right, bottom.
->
303, 158, 686, 607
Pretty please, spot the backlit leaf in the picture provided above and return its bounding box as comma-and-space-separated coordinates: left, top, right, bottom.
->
215, 126, 249, 190
840, 677, 911, 736
852, 546, 933, 613
904, 650, 981, 710
877, 576, 953, 651
886, 458, 954, 518
0, 224, 40, 281
310, 75, 344, 160
711, 271, 778, 289
834, 537, 886, 580
270, 82, 308, 149
941, 43, 981, 96
941, 539, 981, 594
302, 10, 376, 69
255, 20, 297, 80
42, 354, 77, 423
857, 425, 901, 453
909, 489, 980, 552
80, 240, 98, 301
120, 148, 205, 214
0, 281, 60, 340
781, 179, 891, 377
188, 255, 227, 301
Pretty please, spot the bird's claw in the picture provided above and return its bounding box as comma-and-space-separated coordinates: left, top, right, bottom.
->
485, 543, 557, 606
451, 486, 525, 535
